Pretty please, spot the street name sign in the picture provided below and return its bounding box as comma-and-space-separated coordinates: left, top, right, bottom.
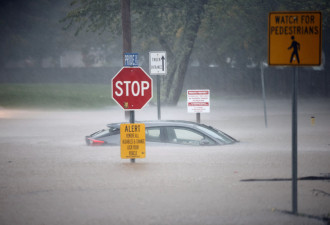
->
268, 11, 322, 66
124, 53, 138, 67
120, 123, 146, 159
149, 51, 167, 75
187, 89, 210, 113
112, 67, 153, 110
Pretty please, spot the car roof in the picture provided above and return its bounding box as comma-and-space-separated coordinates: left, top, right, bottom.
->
107, 120, 206, 129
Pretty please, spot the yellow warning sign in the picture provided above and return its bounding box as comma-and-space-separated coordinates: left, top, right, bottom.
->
268, 11, 322, 66
120, 123, 146, 159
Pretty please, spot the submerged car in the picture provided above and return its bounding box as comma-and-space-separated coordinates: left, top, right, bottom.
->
85, 120, 237, 146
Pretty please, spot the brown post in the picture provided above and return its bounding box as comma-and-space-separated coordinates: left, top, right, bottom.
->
121, 0, 132, 122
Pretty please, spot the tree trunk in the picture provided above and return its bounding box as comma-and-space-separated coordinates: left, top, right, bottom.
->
161, 0, 208, 105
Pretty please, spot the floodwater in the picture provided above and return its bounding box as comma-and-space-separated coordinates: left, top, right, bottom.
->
0, 97, 329, 225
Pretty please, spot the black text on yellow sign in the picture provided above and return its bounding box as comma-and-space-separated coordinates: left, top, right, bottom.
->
120, 123, 146, 159
268, 11, 322, 66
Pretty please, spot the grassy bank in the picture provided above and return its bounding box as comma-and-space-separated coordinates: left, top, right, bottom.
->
0, 84, 115, 109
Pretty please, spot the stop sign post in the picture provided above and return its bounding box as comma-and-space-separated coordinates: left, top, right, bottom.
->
112, 67, 153, 110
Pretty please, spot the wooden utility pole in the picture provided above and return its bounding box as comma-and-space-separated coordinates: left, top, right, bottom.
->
121, 0, 132, 122
121, 0, 135, 163
121, 0, 131, 59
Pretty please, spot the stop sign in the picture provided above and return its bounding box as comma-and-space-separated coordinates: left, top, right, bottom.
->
111, 67, 153, 110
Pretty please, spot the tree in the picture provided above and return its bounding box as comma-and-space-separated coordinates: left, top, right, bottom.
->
0, 0, 65, 67
4, 0, 327, 98
195, 0, 330, 68
62, 0, 208, 105
0, 0, 116, 68
138, 0, 208, 104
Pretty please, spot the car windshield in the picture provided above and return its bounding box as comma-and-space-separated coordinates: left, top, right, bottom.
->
90, 126, 120, 138
195, 124, 235, 144
90, 129, 109, 138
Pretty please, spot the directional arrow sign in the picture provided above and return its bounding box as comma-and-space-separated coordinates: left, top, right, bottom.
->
149, 51, 167, 75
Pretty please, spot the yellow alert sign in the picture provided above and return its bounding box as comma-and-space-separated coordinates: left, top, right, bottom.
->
120, 123, 146, 159
268, 11, 322, 66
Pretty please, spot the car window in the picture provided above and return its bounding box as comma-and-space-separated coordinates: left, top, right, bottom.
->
109, 127, 120, 135
90, 129, 110, 138
166, 127, 215, 146
145, 127, 162, 142
196, 125, 235, 144
90, 126, 120, 139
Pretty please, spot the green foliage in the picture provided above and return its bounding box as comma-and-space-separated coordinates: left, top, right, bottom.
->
63, 0, 330, 68
2, 0, 329, 68
61, 0, 122, 36
1, 0, 329, 105
0, 1, 65, 65
195, 0, 330, 66
0, 84, 114, 109
61, 0, 330, 104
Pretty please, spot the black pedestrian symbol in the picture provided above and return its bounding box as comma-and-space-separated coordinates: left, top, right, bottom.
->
288, 36, 300, 64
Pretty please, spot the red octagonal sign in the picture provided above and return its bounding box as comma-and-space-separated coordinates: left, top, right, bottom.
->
111, 67, 153, 110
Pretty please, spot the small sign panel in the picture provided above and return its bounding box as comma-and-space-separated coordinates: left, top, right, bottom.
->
187, 89, 210, 113
124, 53, 139, 67
149, 51, 167, 75
120, 123, 146, 159
268, 11, 322, 66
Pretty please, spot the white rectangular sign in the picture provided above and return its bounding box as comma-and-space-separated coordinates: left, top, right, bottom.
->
187, 89, 210, 113
149, 51, 167, 75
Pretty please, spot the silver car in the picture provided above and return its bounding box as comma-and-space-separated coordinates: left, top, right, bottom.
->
85, 120, 237, 146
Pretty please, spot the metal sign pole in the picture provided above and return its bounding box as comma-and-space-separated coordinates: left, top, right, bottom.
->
260, 62, 268, 128
130, 110, 135, 163
268, 11, 322, 216
149, 51, 167, 120
157, 76, 161, 120
292, 67, 298, 214
196, 113, 201, 124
